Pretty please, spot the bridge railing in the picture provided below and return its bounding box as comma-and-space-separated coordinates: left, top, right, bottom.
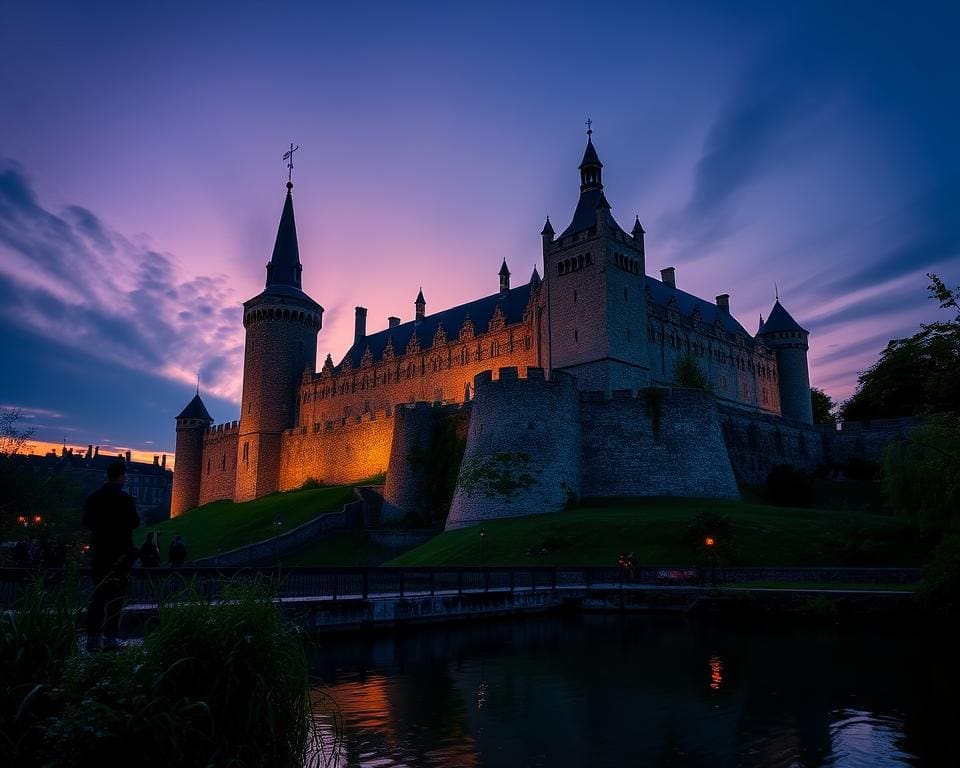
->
0, 564, 922, 608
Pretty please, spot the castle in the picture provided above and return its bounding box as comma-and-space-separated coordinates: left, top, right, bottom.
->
172, 131, 817, 529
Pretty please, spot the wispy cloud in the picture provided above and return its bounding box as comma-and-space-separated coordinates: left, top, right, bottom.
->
0, 159, 244, 401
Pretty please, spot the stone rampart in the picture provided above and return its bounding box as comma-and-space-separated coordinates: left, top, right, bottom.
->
446, 367, 581, 529
199, 421, 240, 505
718, 406, 824, 485
580, 387, 740, 499
819, 417, 920, 465
381, 402, 468, 524
278, 409, 394, 490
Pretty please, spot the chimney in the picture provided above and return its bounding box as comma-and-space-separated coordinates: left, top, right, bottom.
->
354, 306, 367, 345
86, 444, 93, 460
716, 294, 730, 312
660, 267, 676, 288
153, 455, 159, 466
388, 316, 400, 329
94, 446, 99, 458
125, 450, 132, 465
161, 455, 167, 469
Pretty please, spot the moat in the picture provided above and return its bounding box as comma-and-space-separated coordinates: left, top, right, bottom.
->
308, 615, 956, 767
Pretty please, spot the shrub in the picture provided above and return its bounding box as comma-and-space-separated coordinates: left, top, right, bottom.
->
300, 476, 323, 490
684, 510, 733, 559
673, 354, 711, 390
918, 534, 960, 617
765, 464, 813, 507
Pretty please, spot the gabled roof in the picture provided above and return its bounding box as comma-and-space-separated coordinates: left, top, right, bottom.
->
336, 281, 535, 371
645, 276, 752, 338
176, 394, 213, 421
759, 300, 807, 334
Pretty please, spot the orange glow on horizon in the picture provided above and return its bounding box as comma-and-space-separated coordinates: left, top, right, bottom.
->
23, 440, 175, 471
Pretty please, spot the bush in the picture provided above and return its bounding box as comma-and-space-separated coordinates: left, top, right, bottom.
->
765, 465, 813, 507
918, 534, 960, 617
673, 354, 711, 390
684, 511, 733, 559
2, 575, 320, 767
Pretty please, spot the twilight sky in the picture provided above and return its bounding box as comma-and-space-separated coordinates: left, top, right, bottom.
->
1, 0, 958, 459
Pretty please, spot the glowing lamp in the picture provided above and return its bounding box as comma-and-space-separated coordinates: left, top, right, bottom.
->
17, 515, 27, 526
33, 515, 42, 525
704, 536, 715, 548
81, 544, 91, 554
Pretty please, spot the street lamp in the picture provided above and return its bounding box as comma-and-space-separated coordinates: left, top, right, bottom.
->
704, 535, 718, 586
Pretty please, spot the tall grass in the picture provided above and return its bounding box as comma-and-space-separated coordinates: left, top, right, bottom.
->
1, 572, 329, 767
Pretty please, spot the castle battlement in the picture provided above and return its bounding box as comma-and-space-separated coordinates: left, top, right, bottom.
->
472, 366, 572, 391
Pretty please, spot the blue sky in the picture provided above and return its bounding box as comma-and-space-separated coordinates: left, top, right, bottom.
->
1, 0, 957, 457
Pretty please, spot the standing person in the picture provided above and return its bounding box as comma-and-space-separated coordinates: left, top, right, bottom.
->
168, 533, 187, 567
83, 460, 140, 651
138, 531, 161, 567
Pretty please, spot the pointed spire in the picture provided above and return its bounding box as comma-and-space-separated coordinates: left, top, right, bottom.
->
760, 300, 806, 334
540, 216, 554, 236
530, 265, 542, 288
579, 127, 603, 192
176, 393, 213, 422
499, 259, 511, 294
265, 183, 303, 290
632, 216, 645, 237
415, 287, 426, 321
499, 258, 511, 277
758, 314, 765, 334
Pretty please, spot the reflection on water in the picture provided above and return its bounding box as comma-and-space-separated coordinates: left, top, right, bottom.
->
308, 615, 959, 767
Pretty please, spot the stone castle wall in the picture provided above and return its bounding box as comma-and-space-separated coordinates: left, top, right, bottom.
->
297, 314, 539, 427
277, 409, 395, 491
580, 388, 739, 499
446, 367, 582, 530
819, 417, 920, 465
381, 402, 468, 524
718, 406, 824, 486
198, 421, 239, 506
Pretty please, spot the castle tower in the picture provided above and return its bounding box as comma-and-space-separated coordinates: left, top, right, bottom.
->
543, 128, 650, 391
758, 300, 812, 423
235, 180, 323, 501
171, 393, 213, 517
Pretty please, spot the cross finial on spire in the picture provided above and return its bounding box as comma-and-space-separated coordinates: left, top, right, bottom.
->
775, 282, 779, 301
283, 142, 299, 186
585, 118, 593, 137
196, 372, 200, 396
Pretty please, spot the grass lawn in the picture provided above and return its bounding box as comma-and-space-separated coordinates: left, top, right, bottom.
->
388, 497, 933, 568
143, 485, 357, 561
282, 530, 395, 567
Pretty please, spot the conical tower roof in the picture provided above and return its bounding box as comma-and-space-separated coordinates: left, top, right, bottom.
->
265, 183, 302, 289
176, 393, 213, 422
760, 300, 806, 334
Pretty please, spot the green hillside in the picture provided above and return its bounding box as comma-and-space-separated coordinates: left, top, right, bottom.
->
388, 498, 932, 567
142, 485, 356, 561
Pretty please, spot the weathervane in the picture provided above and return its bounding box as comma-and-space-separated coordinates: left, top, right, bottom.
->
283, 142, 299, 184
585, 118, 593, 137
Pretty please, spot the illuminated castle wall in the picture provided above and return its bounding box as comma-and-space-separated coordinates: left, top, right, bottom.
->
170, 134, 813, 522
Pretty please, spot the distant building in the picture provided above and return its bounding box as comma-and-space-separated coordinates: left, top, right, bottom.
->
24, 445, 173, 523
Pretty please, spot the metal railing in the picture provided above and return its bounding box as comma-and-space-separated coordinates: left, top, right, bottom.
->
0, 564, 922, 608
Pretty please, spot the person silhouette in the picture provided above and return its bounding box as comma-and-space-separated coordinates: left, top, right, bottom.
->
168, 534, 187, 567
139, 531, 161, 567
83, 460, 140, 651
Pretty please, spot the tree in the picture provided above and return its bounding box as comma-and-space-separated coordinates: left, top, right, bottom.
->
841, 274, 960, 421
810, 387, 836, 424
0, 408, 36, 456
673, 354, 711, 390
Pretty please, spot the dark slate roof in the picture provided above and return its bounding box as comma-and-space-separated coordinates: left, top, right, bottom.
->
337, 281, 534, 370
245, 283, 321, 307
759, 300, 807, 334
580, 138, 602, 169
645, 276, 752, 338
632, 216, 645, 236
176, 394, 213, 421
265, 184, 302, 290
558, 187, 624, 239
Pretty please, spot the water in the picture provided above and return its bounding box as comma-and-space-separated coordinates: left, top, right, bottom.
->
308, 615, 958, 767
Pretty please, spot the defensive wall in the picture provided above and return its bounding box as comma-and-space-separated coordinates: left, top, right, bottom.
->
381, 401, 470, 525
277, 408, 395, 491
198, 421, 239, 506
580, 388, 739, 499
718, 407, 823, 486
819, 416, 921, 466
446, 367, 582, 529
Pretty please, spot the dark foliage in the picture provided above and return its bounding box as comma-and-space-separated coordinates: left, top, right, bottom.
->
918, 534, 960, 617
765, 464, 813, 507
810, 387, 836, 424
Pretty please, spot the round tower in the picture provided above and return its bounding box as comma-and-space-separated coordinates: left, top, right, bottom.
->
171, 393, 213, 517
235, 180, 323, 501
758, 300, 812, 424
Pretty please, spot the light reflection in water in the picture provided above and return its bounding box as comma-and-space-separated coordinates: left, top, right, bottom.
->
709, 654, 724, 691
306, 616, 947, 768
